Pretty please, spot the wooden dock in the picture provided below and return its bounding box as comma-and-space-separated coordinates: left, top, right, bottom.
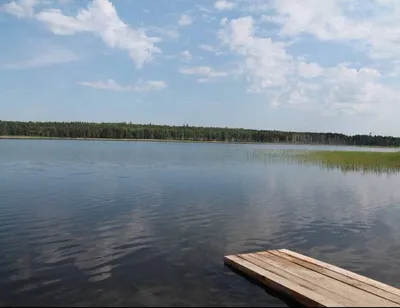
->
224, 249, 400, 307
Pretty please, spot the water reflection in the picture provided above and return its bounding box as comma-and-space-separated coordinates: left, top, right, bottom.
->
0, 140, 399, 306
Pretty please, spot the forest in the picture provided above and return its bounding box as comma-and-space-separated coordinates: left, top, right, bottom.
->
1, 120, 399, 147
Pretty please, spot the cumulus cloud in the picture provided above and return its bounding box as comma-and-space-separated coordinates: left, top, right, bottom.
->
1, 0, 38, 18
219, 16, 294, 90
178, 14, 192, 26
264, 0, 400, 60
214, 0, 235, 10
4, 0, 400, 129
80, 79, 167, 92
34, 0, 161, 68
297, 62, 324, 79
219, 15, 400, 115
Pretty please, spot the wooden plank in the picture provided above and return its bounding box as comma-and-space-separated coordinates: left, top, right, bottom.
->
239, 254, 357, 307
252, 252, 398, 307
248, 253, 366, 307
224, 255, 344, 307
269, 250, 400, 305
280, 249, 400, 298
225, 250, 400, 307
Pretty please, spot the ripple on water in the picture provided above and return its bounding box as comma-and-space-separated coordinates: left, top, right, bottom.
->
1, 141, 400, 306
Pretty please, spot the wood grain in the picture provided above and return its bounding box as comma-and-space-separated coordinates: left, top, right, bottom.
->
224, 255, 344, 307
224, 249, 400, 307
269, 250, 400, 305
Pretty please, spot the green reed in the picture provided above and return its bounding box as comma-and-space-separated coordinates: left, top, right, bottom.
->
261, 149, 400, 174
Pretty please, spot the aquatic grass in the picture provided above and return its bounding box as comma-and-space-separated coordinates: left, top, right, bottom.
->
297, 150, 400, 174
260, 149, 400, 174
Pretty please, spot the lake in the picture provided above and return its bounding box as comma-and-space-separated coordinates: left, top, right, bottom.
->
0, 140, 400, 307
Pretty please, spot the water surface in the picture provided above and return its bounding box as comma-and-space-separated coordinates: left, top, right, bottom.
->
1, 140, 400, 306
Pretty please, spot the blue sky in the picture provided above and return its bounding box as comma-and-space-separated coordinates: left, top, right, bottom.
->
1, 0, 400, 136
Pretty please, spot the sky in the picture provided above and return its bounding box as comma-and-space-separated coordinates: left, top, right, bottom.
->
1, 0, 400, 136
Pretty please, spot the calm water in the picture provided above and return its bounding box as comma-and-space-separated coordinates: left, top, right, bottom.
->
1, 140, 400, 307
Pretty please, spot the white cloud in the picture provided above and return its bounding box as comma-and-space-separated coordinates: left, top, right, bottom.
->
180, 66, 228, 83
35, 0, 161, 68
219, 16, 293, 91
198, 44, 226, 56
1, 0, 38, 18
296, 64, 386, 115
238, 0, 274, 13
297, 62, 323, 79
36, 9, 86, 34
178, 13, 192, 26
4, 0, 400, 130
265, 0, 400, 60
215, 0, 235, 11
134, 80, 167, 92
80, 79, 167, 92
0, 47, 79, 70
180, 66, 227, 77
199, 44, 216, 52
180, 50, 192, 61
80, 79, 131, 91
219, 15, 400, 115
146, 26, 179, 39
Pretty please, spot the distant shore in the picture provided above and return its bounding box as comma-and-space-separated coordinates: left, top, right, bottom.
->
0, 135, 397, 148
2, 120, 399, 147
0, 135, 253, 144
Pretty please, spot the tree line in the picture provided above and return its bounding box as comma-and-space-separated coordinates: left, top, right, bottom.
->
1, 120, 399, 147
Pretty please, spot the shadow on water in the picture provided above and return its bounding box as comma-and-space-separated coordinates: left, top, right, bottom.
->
224, 264, 303, 308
